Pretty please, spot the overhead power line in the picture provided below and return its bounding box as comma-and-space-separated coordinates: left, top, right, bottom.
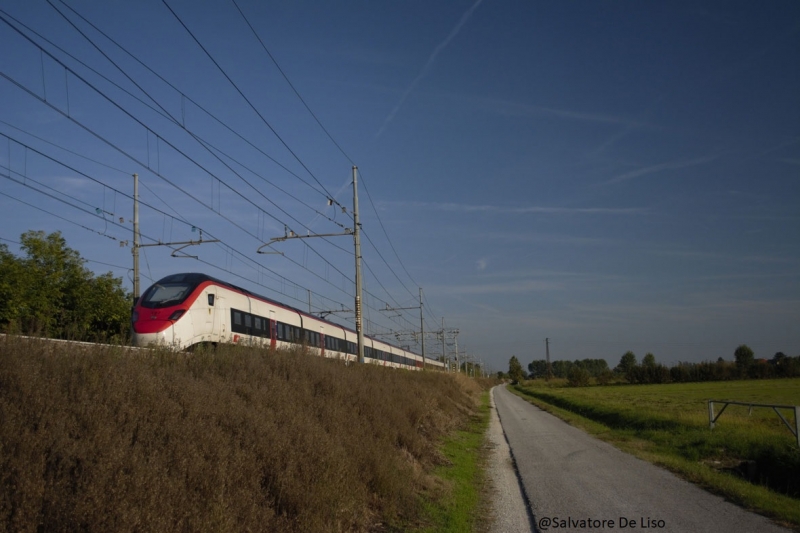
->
228, 0, 426, 306
1, 4, 442, 339
159, 0, 340, 206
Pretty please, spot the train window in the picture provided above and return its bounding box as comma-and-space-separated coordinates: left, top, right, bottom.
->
254, 317, 262, 331
245, 314, 252, 328
231, 310, 248, 334
140, 282, 194, 308
207, 294, 215, 306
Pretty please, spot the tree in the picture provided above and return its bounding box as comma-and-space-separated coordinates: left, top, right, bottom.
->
642, 353, 656, 368
734, 344, 754, 375
508, 355, 525, 383
615, 351, 637, 374
0, 243, 27, 330
0, 231, 131, 342
528, 359, 549, 378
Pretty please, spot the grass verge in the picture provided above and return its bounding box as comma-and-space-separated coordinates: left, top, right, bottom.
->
509, 383, 800, 531
413, 390, 491, 533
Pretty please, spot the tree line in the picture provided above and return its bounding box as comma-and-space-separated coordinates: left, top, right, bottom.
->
524, 344, 800, 386
0, 231, 131, 343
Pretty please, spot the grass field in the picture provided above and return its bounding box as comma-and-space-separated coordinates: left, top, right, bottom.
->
511, 379, 800, 529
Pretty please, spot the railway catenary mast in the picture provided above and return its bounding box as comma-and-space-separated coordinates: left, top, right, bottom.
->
353, 166, 365, 364
133, 173, 140, 302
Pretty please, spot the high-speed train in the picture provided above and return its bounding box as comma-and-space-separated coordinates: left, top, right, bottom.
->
132, 273, 444, 371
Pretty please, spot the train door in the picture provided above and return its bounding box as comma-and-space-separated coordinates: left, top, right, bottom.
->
206, 290, 217, 342
269, 310, 276, 349
319, 325, 325, 357
216, 294, 227, 342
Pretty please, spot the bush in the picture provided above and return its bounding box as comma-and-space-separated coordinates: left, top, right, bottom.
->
567, 366, 591, 387
0, 231, 130, 342
596, 369, 614, 386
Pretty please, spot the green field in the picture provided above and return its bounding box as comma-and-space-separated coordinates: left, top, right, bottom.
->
511, 379, 800, 529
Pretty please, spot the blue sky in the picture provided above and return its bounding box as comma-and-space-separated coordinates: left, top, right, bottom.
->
1, 1, 798, 373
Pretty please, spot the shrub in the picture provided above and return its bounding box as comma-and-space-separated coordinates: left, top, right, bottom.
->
567, 366, 591, 387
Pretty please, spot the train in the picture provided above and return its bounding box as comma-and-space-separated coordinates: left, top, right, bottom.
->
131, 272, 445, 371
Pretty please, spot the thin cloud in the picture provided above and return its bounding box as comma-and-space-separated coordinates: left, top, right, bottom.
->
482, 98, 646, 127
383, 200, 649, 215
376, 0, 483, 138
438, 278, 562, 295
476, 230, 620, 247
603, 155, 717, 185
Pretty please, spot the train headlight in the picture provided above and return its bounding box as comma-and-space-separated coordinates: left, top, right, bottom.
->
168, 310, 186, 321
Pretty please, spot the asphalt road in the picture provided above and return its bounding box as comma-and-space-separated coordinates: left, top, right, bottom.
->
493, 386, 791, 533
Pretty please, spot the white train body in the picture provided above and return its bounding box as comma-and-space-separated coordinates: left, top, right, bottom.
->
132, 273, 444, 371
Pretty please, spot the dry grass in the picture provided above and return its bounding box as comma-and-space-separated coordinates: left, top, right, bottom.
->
0, 335, 484, 532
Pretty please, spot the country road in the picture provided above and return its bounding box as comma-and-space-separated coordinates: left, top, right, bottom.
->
492, 386, 791, 533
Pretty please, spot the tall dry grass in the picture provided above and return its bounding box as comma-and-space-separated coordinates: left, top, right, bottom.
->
0, 336, 484, 532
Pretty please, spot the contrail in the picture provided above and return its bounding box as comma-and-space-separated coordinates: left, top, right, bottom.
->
604, 155, 718, 185
376, 0, 484, 138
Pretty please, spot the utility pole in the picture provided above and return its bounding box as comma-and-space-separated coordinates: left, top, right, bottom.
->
132, 173, 140, 303
441, 318, 446, 371
352, 166, 364, 364
455, 333, 459, 374
382, 287, 425, 367
438, 321, 460, 373
259, 166, 363, 363
419, 287, 425, 368
546, 337, 553, 380
129, 173, 219, 304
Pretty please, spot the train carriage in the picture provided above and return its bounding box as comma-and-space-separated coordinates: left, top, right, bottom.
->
132, 273, 445, 371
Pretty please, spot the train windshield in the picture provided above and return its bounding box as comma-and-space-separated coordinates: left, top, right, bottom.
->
139, 274, 206, 308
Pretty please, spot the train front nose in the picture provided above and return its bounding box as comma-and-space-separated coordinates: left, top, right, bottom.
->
132, 308, 175, 346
